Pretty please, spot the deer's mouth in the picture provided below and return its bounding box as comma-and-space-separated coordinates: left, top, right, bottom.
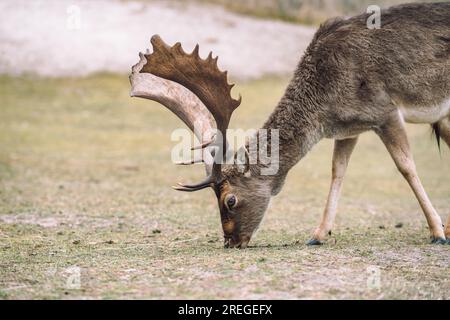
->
223, 234, 250, 249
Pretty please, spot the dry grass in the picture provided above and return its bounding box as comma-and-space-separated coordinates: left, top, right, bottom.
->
0, 73, 449, 299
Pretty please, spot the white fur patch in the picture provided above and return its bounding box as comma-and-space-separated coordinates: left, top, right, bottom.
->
397, 97, 450, 124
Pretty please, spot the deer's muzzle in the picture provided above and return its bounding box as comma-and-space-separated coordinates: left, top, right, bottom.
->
223, 234, 250, 249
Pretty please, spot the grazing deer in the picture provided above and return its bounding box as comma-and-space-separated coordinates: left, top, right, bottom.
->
130, 2, 450, 248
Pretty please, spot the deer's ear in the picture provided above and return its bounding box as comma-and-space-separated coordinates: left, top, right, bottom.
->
235, 146, 251, 176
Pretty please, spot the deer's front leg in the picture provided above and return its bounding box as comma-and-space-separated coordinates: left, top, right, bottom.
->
307, 137, 358, 245
376, 112, 446, 244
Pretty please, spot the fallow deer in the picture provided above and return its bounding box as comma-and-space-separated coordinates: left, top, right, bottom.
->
130, 2, 450, 248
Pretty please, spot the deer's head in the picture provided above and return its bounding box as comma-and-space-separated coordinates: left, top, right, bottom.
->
130, 35, 271, 248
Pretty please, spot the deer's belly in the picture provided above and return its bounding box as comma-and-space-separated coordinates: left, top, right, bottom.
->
397, 97, 450, 124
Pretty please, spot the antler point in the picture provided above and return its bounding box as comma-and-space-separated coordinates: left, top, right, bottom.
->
150, 34, 161, 44
191, 44, 200, 57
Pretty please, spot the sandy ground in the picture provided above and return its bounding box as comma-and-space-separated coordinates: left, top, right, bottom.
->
0, 0, 315, 79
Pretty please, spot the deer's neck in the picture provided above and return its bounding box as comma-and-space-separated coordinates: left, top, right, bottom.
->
258, 78, 324, 195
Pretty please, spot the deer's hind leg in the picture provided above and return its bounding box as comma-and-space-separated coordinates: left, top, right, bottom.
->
437, 117, 450, 242
307, 137, 358, 245
376, 112, 445, 244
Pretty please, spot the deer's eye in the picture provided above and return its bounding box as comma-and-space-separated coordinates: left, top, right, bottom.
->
225, 194, 237, 209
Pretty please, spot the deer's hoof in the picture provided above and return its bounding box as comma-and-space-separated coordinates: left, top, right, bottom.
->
306, 239, 323, 246
431, 237, 446, 245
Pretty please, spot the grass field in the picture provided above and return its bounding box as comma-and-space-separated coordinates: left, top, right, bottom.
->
0, 73, 449, 299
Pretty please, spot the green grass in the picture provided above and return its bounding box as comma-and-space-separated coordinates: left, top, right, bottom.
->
0, 73, 449, 299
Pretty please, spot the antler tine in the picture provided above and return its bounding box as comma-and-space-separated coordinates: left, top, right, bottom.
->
172, 185, 210, 192
174, 156, 204, 165
191, 134, 216, 150
172, 176, 216, 192
141, 35, 242, 182
191, 44, 199, 56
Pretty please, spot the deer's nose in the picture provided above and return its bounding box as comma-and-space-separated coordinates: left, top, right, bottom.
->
223, 237, 231, 248
223, 235, 235, 248
223, 234, 250, 249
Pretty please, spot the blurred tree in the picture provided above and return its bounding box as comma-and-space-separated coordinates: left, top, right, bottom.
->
191, 0, 443, 25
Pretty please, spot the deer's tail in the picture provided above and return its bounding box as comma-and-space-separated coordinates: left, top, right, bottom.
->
431, 123, 441, 151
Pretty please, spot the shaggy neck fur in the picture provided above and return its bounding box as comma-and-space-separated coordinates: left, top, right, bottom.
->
262, 101, 322, 194
252, 58, 327, 195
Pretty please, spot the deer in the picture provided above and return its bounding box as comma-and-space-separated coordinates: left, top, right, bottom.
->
130, 2, 450, 248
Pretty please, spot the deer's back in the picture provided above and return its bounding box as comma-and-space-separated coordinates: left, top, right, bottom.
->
301, 2, 450, 129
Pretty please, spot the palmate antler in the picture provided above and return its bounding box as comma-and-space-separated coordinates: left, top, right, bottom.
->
130, 35, 241, 191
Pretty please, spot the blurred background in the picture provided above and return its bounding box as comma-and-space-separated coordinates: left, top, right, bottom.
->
192, 0, 438, 24
1, 0, 449, 300
0, 0, 440, 79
